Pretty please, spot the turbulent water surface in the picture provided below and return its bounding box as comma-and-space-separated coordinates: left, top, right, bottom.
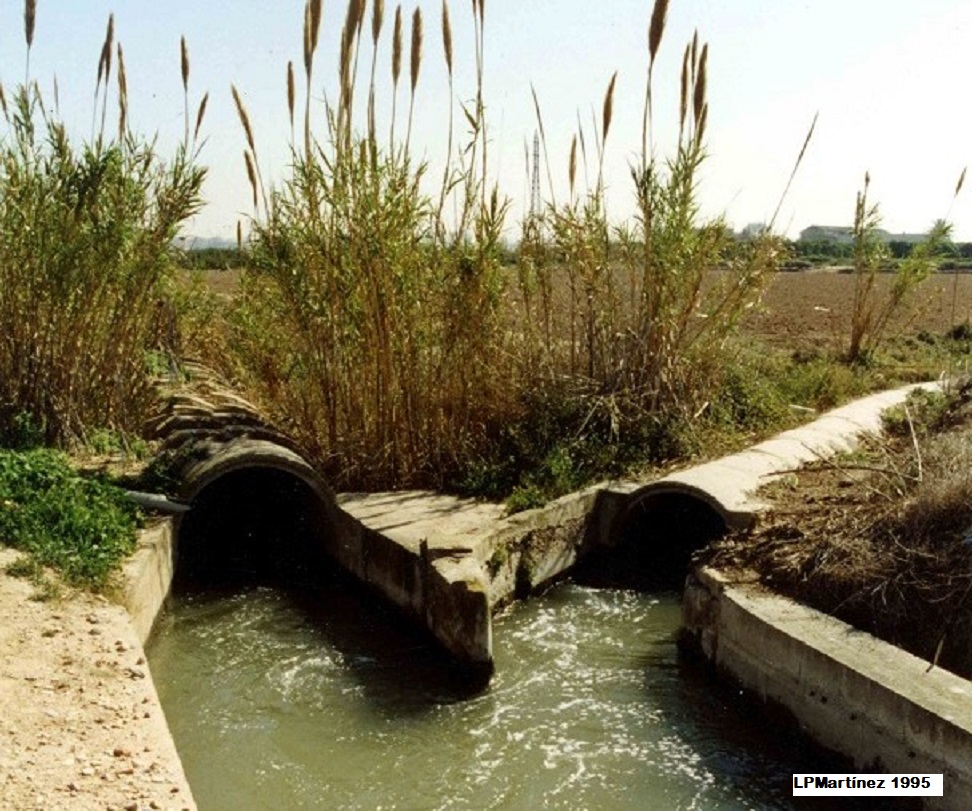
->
149, 573, 836, 810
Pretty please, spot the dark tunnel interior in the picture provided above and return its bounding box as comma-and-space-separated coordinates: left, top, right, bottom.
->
174, 467, 333, 591
574, 492, 728, 592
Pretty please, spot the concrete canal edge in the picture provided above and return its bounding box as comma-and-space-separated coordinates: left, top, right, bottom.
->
117, 380, 972, 808
682, 567, 972, 811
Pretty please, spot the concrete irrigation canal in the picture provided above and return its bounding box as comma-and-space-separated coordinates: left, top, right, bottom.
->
114, 367, 972, 808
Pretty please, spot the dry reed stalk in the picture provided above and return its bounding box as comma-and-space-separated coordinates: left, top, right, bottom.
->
236, 220, 243, 253
405, 6, 422, 150
243, 149, 258, 209
53, 75, 59, 114
181, 36, 190, 146
769, 112, 818, 229
530, 85, 556, 207
193, 92, 209, 144
24, 0, 36, 81
287, 61, 296, 140
390, 4, 402, 145
117, 43, 128, 140
643, 0, 669, 163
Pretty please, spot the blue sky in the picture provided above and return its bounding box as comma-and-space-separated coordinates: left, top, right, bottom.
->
2, 1, 971, 241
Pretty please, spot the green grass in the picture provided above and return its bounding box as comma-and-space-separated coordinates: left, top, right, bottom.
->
0, 448, 141, 592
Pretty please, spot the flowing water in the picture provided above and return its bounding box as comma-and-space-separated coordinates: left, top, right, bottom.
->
149, 566, 851, 811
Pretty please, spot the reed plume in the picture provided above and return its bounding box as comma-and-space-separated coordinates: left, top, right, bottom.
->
436, 0, 454, 227
181, 36, 190, 146
442, 0, 453, 76
231, 84, 256, 154
117, 43, 128, 140
693, 43, 707, 129
303, 0, 323, 160
94, 14, 115, 140
405, 6, 422, 151
287, 61, 296, 141
602, 71, 617, 143
232, 85, 267, 211
25, 0, 37, 82
193, 92, 209, 145
643, 0, 669, 163
368, 0, 384, 150
390, 4, 402, 146
244, 149, 258, 209
569, 134, 578, 199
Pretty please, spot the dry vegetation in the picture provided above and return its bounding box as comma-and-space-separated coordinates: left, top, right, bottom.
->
702, 386, 972, 678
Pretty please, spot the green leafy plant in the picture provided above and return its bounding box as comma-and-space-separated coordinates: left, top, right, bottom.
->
0, 448, 141, 591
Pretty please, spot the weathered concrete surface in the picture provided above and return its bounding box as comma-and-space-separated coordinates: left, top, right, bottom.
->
611, 383, 939, 532
683, 567, 972, 811
123, 518, 177, 645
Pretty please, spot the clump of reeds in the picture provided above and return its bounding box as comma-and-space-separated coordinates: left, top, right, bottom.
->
846, 172, 955, 364
226, 0, 511, 490
0, 4, 206, 445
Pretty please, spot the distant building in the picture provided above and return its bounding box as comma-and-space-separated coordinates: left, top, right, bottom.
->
798, 225, 855, 244
799, 225, 927, 245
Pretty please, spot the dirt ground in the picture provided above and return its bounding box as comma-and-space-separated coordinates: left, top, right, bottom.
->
743, 268, 972, 350
200, 265, 972, 347
0, 548, 195, 811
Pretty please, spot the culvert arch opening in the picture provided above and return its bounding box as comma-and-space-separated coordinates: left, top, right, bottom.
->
577, 490, 728, 591
174, 465, 334, 590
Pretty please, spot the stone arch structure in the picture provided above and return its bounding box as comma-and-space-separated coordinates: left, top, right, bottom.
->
583, 482, 732, 590
146, 364, 340, 585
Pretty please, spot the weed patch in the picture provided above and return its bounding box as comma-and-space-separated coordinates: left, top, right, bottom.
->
0, 449, 140, 592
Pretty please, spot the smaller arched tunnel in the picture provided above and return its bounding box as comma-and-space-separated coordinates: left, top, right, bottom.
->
578, 488, 730, 591
174, 463, 335, 591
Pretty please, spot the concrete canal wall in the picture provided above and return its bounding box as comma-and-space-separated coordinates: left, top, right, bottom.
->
682, 566, 972, 811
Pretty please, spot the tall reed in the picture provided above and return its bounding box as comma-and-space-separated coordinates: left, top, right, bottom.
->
228, 0, 509, 489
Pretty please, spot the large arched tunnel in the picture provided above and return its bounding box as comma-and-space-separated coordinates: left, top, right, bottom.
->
171, 440, 338, 592
577, 488, 731, 592
174, 466, 334, 590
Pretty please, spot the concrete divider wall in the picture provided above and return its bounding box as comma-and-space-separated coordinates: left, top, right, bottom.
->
683, 567, 972, 811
